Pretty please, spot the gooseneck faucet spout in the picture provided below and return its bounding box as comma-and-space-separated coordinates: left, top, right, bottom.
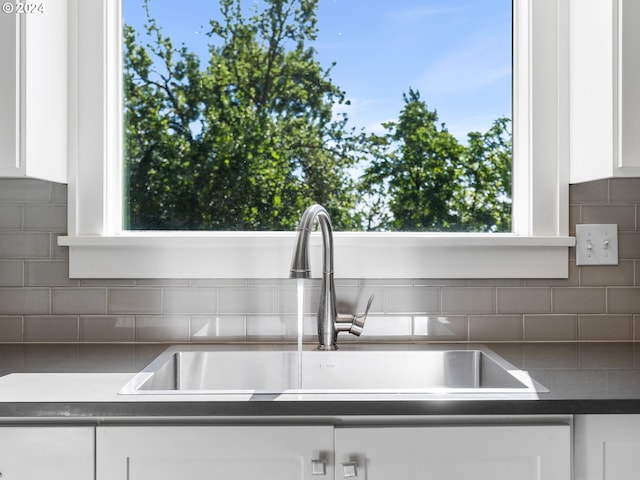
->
290, 204, 373, 350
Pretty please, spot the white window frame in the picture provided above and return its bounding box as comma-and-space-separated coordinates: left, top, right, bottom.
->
59, 0, 574, 279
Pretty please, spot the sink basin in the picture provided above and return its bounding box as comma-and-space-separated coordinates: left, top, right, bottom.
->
120, 345, 547, 396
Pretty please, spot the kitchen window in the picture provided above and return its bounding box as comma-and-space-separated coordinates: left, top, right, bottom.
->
60, 0, 574, 278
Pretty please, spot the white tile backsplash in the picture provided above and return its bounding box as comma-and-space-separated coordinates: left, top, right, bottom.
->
79, 315, 135, 342
0, 261, 23, 287
108, 288, 163, 315
163, 287, 217, 314
0, 288, 50, 315
0, 177, 640, 343
52, 288, 106, 315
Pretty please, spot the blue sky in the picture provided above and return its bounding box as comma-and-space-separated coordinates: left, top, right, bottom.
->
123, 0, 511, 142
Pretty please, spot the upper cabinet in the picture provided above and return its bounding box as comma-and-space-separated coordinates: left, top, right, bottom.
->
570, 0, 640, 182
0, 0, 68, 183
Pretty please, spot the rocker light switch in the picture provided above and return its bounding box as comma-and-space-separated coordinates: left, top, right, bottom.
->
575, 224, 618, 266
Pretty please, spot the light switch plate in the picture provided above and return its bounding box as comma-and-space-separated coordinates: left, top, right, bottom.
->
575, 224, 618, 265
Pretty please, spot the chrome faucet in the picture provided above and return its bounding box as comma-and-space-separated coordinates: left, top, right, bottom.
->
290, 204, 373, 350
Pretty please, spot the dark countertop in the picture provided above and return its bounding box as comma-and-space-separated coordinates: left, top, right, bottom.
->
1, 343, 639, 418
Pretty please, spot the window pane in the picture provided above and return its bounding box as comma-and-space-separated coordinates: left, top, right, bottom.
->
123, 0, 512, 232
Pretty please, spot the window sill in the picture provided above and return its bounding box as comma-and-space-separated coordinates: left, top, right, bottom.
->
58, 233, 575, 279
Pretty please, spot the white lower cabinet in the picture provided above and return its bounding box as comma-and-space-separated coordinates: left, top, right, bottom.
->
0, 426, 94, 480
575, 414, 640, 480
335, 425, 571, 480
97, 425, 335, 480
97, 423, 571, 480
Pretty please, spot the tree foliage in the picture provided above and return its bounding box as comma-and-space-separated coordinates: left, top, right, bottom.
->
124, 0, 512, 232
361, 90, 511, 232
125, 0, 364, 230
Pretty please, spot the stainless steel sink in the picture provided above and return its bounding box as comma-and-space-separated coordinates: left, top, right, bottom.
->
120, 344, 547, 396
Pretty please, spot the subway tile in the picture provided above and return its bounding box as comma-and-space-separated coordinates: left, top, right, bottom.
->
552, 287, 606, 314
609, 178, 640, 203
334, 279, 362, 287
580, 261, 634, 286
488, 343, 524, 367
414, 279, 468, 287
468, 315, 523, 341
524, 261, 579, 287
249, 279, 295, 287
192, 278, 249, 287
108, 288, 162, 315
0, 345, 26, 371
275, 284, 320, 315
0, 260, 23, 286
570, 179, 609, 204
0, 288, 50, 315
0, 316, 22, 342
335, 286, 384, 315
0, 205, 21, 230
276, 283, 385, 315
580, 205, 636, 231
163, 287, 217, 314
579, 314, 633, 341
522, 343, 579, 369
25, 260, 79, 286
578, 342, 634, 368
50, 183, 67, 203
0, 232, 50, 258
569, 204, 580, 235
23, 205, 67, 232
22, 344, 80, 371
24, 316, 79, 342
81, 279, 136, 287
79, 316, 135, 342
413, 315, 468, 341
190, 316, 246, 341
77, 345, 139, 373
497, 287, 551, 314
298, 314, 319, 343
523, 315, 578, 341
219, 286, 274, 314
618, 232, 640, 259
442, 287, 495, 314
246, 315, 298, 342
362, 278, 416, 287
544, 369, 606, 397
469, 279, 524, 287
634, 315, 640, 340
52, 288, 107, 315
135, 279, 191, 287
385, 286, 440, 314
608, 287, 640, 314
0, 179, 51, 202
358, 315, 412, 340
606, 370, 640, 397
135, 316, 190, 342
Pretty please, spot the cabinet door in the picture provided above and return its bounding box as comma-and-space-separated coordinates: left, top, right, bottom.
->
0, 10, 19, 173
575, 414, 640, 480
0, 0, 67, 182
0, 426, 94, 480
97, 425, 334, 480
335, 425, 570, 480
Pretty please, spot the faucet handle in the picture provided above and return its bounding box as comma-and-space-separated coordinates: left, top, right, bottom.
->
336, 295, 374, 337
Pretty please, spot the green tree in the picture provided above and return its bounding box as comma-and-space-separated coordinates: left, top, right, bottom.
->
124, 0, 512, 233
455, 117, 512, 232
124, 0, 364, 230
361, 89, 511, 232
